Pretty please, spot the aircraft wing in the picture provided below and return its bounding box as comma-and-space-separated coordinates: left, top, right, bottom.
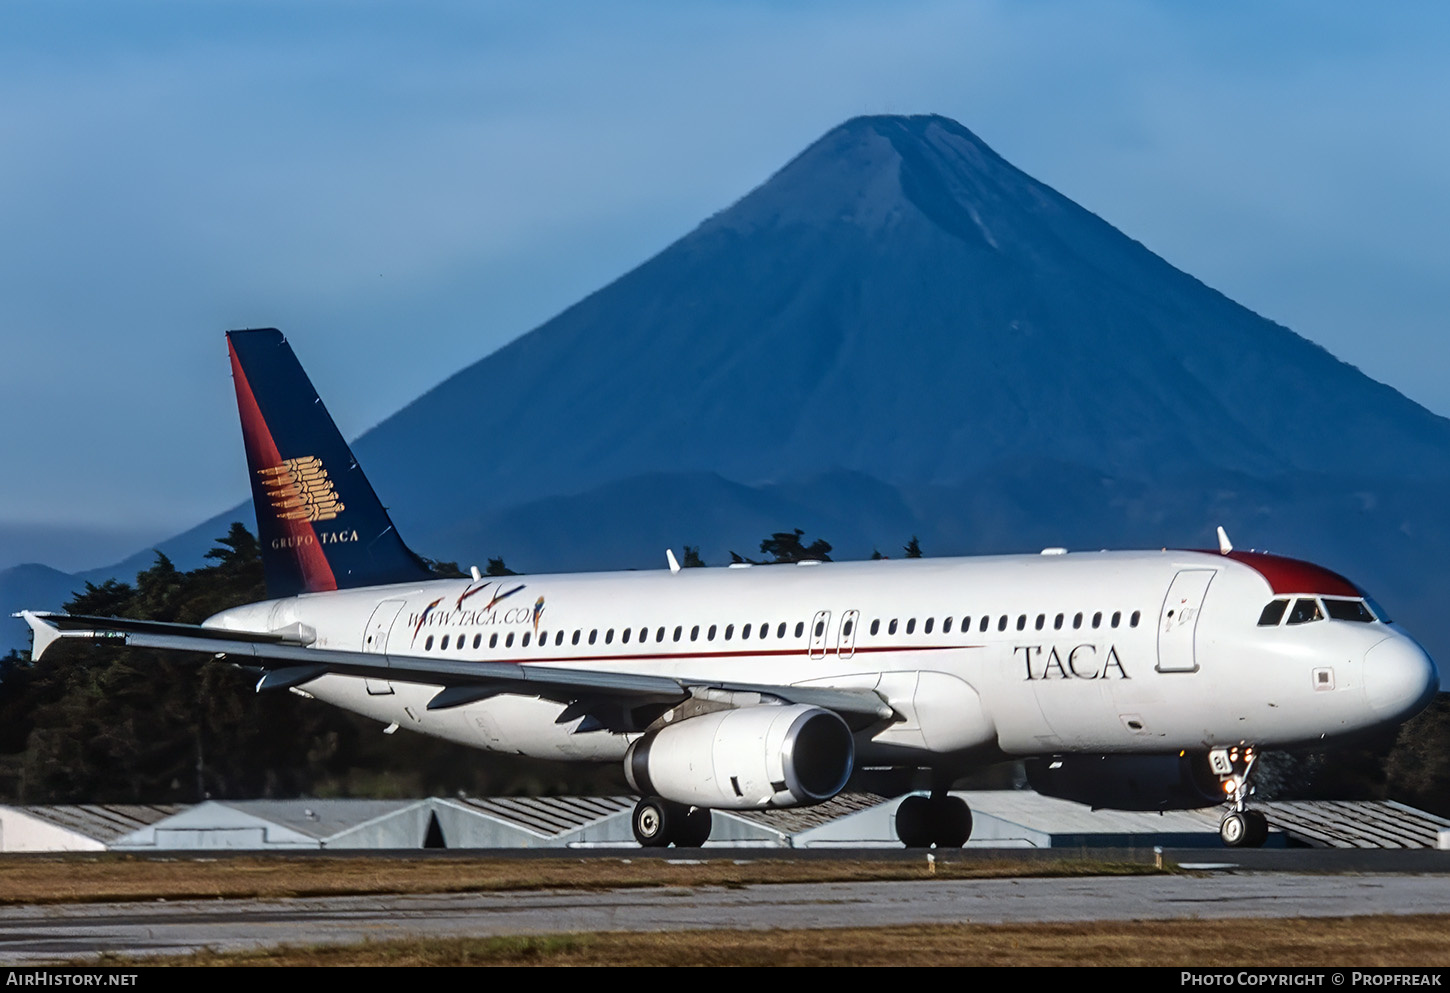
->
15, 611, 894, 729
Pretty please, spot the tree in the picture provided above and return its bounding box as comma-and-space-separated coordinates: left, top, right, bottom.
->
485, 557, 517, 576
681, 546, 705, 568
731, 529, 832, 565
903, 536, 923, 559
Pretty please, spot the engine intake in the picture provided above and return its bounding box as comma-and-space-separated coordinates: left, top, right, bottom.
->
625, 703, 853, 809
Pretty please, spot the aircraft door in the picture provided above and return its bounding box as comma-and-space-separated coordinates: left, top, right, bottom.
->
809, 610, 831, 660
363, 599, 407, 695
837, 609, 860, 660
1156, 570, 1215, 673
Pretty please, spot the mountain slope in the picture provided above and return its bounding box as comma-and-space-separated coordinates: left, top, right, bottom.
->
7, 114, 1449, 672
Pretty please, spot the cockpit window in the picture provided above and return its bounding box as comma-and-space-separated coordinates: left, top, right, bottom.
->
1257, 599, 1289, 626
1286, 598, 1324, 625
1323, 598, 1376, 623
1364, 597, 1391, 624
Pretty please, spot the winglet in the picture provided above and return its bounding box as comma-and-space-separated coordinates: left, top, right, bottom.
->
666, 549, 681, 574
1217, 526, 1233, 555
14, 611, 72, 661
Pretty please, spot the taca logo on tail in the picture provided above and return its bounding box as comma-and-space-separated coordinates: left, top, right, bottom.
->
258, 456, 345, 522
227, 328, 431, 597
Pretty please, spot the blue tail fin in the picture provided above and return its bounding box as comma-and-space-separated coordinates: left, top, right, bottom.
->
227, 328, 432, 597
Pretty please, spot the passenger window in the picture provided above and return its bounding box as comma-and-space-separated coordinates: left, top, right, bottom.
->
673, 626, 683, 642
794, 622, 804, 638
440, 635, 450, 650
742, 624, 752, 639
1111, 611, 1121, 629
1073, 612, 1083, 630
1034, 614, 1044, 631
889, 619, 898, 635
522, 632, 531, 647
622, 628, 632, 644
759, 622, 769, 639
1130, 610, 1141, 628
691, 625, 700, 641
997, 615, 1007, 632
725, 624, 734, 640
506, 633, 515, 648
944, 617, 954, 634
1257, 599, 1289, 626
605, 628, 615, 644
923, 617, 933, 634
1287, 599, 1324, 625
473, 634, 482, 649
555, 631, 564, 646
571, 630, 580, 646
871, 619, 881, 636
843, 619, 854, 637
1323, 598, 1375, 623
906, 618, 916, 635
778, 623, 788, 638
1016, 614, 1026, 631
708, 625, 717, 640
425, 635, 434, 650
980, 616, 989, 633
589, 630, 598, 645
656, 627, 665, 642
491, 633, 499, 648
1053, 613, 1063, 630
1091, 612, 1102, 629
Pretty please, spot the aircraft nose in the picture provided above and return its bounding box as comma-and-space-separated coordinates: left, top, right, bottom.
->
1363, 636, 1438, 720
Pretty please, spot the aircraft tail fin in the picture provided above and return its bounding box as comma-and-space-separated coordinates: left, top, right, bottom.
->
226, 328, 432, 597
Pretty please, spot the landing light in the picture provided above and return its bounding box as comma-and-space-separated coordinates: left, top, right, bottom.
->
1224, 781, 1237, 795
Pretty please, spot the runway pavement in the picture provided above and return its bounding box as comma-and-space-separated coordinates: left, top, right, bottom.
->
3, 862, 1450, 965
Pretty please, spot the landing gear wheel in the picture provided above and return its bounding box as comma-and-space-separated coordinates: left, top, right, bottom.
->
676, 806, 713, 848
895, 795, 934, 847
895, 795, 974, 847
1220, 811, 1249, 847
1243, 810, 1269, 847
632, 797, 674, 847
930, 796, 973, 848
1220, 809, 1269, 848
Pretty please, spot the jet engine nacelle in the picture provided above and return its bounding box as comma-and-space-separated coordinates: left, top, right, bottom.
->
1024, 753, 1225, 811
625, 703, 854, 810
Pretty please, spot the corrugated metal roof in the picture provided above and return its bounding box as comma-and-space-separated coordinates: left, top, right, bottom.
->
725, 793, 889, 834
445, 795, 635, 836
213, 800, 413, 839
1260, 800, 1450, 849
13, 805, 183, 842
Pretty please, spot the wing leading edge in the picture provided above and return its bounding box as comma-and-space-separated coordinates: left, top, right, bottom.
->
15, 611, 894, 729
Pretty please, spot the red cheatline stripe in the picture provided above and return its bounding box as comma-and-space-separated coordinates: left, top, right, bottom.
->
229, 338, 337, 593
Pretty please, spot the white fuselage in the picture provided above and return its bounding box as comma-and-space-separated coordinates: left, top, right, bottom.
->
204, 549, 1437, 771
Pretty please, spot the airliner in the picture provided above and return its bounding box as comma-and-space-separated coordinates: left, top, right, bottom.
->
19, 329, 1439, 848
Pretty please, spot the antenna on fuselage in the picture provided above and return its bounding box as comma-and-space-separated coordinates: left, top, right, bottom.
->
1217, 526, 1233, 555
666, 549, 681, 574
470, 565, 482, 581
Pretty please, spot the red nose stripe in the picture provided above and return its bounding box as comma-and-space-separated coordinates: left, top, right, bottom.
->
1220, 550, 1359, 597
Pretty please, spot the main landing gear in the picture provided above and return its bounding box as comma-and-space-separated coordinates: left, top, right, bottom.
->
894, 790, 973, 848
632, 796, 713, 848
1213, 746, 1269, 848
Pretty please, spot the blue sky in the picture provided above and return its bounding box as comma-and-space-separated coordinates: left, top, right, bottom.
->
2, 1, 1449, 569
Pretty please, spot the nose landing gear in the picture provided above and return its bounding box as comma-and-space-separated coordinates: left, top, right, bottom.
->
1212, 746, 1269, 847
